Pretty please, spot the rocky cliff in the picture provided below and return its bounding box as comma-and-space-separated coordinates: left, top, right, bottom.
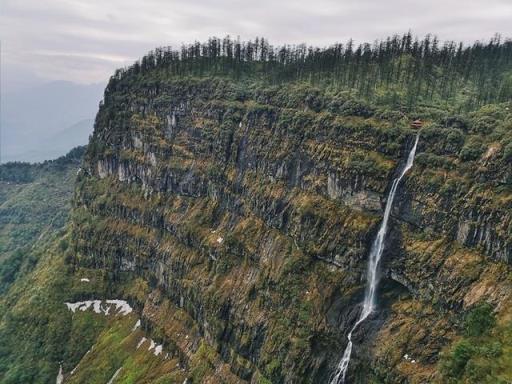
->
71, 74, 512, 383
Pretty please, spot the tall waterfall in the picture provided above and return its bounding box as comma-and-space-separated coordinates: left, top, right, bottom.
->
329, 135, 420, 384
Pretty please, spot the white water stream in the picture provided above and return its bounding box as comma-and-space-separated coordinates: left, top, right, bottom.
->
329, 135, 420, 384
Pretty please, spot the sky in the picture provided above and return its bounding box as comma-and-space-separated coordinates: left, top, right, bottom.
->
1, 0, 512, 90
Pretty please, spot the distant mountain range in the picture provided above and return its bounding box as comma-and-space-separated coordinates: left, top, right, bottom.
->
1, 80, 105, 163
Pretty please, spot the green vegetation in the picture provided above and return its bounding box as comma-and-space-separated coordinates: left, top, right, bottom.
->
108, 34, 512, 111
0, 149, 91, 383
83, 58, 512, 382
2, 34, 512, 384
0, 147, 84, 293
439, 303, 511, 384
464, 303, 496, 337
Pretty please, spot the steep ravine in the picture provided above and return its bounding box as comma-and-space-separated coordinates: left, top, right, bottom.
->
71, 77, 512, 383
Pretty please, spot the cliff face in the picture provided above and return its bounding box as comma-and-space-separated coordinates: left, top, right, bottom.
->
72, 76, 512, 383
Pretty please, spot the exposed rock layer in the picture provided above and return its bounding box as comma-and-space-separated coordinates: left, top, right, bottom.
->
73, 78, 512, 383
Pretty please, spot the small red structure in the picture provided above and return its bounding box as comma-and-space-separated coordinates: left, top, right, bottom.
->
411, 119, 423, 128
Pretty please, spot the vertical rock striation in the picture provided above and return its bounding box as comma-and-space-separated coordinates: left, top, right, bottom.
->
72, 76, 512, 383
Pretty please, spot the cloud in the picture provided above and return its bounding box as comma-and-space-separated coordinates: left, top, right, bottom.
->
1, 0, 511, 85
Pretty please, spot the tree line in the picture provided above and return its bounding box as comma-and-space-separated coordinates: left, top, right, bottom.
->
107, 33, 512, 110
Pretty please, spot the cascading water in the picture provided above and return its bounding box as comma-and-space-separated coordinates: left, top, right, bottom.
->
329, 134, 420, 384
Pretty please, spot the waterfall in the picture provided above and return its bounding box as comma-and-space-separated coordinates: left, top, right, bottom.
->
329, 134, 420, 384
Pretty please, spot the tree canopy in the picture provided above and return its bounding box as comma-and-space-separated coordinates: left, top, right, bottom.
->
106, 33, 512, 111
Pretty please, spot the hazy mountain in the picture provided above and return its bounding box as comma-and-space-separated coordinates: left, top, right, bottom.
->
1, 81, 104, 163
2, 119, 94, 163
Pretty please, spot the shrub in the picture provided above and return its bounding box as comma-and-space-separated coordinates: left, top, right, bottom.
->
470, 116, 496, 135
442, 115, 469, 131
502, 142, 512, 162
304, 93, 324, 112
326, 96, 348, 113
415, 153, 453, 170
464, 302, 495, 337
339, 100, 374, 117
58, 238, 69, 252
347, 153, 378, 174
446, 128, 465, 152
479, 341, 502, 358
464, 360, 491, 382
0, 250, 25, 292
440, 340, 475, 378
439, 179, 459, 197
459, 142, 485, 161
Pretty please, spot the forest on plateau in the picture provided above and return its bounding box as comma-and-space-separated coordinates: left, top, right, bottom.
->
108, 33, 512, 111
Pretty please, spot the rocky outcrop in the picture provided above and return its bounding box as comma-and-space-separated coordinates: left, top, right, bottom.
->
73, 77, 512, 383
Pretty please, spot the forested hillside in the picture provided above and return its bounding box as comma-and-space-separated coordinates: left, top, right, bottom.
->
0, 148, 84, 293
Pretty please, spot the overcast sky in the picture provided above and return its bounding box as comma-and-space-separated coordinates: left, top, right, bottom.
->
2, 0, 512, 90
